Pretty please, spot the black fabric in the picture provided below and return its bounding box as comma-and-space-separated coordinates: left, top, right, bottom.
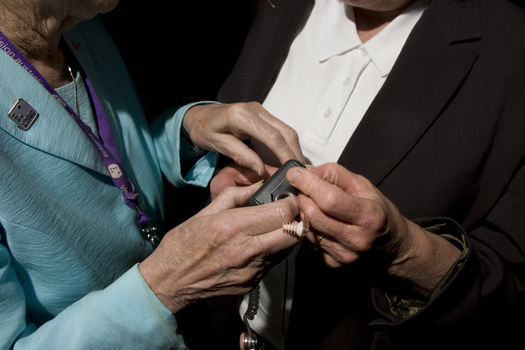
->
216, 0, 525, 348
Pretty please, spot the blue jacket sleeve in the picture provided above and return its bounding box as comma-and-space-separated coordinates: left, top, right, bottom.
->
0, 241, 188, 350
150, 102, 219, 188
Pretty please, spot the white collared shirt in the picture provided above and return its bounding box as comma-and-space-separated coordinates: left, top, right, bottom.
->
243, 1, 430, 348
252, 0, 430, 166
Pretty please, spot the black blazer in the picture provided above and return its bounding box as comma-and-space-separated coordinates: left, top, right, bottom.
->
218, 0, 525, 348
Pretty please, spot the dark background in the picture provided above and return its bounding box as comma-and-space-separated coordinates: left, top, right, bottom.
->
102, 1, 255, 229
103, 0, 254, 119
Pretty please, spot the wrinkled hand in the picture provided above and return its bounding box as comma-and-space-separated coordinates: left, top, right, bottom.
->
286, 163, 460, 296
183, 102, 304, 176
209, 162, 279, 201
285, 163, 410, 267
139, 183, 302, 314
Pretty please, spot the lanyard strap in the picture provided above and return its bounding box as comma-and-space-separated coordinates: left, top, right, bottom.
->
1, 31, 158, 248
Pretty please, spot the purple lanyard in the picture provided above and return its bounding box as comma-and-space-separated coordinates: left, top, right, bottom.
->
1, 31, 159, 248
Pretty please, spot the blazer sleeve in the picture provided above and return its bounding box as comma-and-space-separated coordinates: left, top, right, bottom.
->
368, 51, 525, 349
369, 163, 525, 348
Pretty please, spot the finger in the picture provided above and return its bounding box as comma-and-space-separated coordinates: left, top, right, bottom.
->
216, 197, 302, 254
220, 103, 304, 166
199, 182, 264, 217
251, 107, 305, 164
294, 176, 387, 262
298, 193, 359, 247
265, 164, 280, 176
183, 104, 267, 175
313, 249, 344, 268
229, 181, 264, 207
209, 172, 238, 201
286, 167, 381, 225
209, 163, 262, 200
308, 163, 377, 199
210, 134, 267, 176
186, 103, 304, 172
252, 197, 308, 254
304, 229, 359, 267
301, 226, 336, 264
305, 232, 344, 268
303, 225, 324, 246
241, 197, 300, 235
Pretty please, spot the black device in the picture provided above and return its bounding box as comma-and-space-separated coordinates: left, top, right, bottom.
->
249, 159, 306, 207
241, 159, 306, 350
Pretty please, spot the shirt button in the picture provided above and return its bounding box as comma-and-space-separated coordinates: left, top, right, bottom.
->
343, 78, 350, 85
324, 109, 331, 118
360, 46, 367, 56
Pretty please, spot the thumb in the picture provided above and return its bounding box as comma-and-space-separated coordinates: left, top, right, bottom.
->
197, 181, 264, 217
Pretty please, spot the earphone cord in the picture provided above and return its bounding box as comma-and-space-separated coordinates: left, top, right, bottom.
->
245, 284, 260, 321
244, 283, 261, 341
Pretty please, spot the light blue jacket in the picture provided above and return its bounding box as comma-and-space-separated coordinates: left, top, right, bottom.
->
0, 16, 217, 349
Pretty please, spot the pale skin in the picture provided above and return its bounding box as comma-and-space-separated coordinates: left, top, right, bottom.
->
139, 183, 301, 314
183, 102, 304, 176
1, 0, 305, 313
0, 0, 120, 88
211, 0, 461, 299
344, 0, 418, 43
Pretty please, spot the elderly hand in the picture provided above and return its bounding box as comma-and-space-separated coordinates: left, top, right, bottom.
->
182, 102, 304, 176
139, 182, 302, 314
286, 163, 461, 297
209, 162, 280, 201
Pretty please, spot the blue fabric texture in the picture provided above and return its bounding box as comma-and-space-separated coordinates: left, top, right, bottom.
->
0, 16, 217, 349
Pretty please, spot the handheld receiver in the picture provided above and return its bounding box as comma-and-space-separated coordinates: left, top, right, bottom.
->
249, 159, 306, 206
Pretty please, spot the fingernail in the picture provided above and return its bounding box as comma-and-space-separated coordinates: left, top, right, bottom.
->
286, 167, 301, 184
251, 165, 262, 176
253, 179, 265, 188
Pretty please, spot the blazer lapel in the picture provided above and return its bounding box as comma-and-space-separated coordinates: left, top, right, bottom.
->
0, 50, 108, 175
337, 0, 481, 186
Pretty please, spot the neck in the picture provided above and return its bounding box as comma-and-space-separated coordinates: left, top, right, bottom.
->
355, 0, 416, 43
0, 1, 72, 88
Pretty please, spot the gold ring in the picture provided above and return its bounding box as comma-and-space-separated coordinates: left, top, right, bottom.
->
315, 234, 324, 247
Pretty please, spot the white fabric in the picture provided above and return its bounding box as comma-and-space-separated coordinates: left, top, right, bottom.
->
252, 0, 429, 167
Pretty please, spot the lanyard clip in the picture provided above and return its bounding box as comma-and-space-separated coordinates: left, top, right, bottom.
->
135, 205, 159, 249
140, 220, 159, 250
